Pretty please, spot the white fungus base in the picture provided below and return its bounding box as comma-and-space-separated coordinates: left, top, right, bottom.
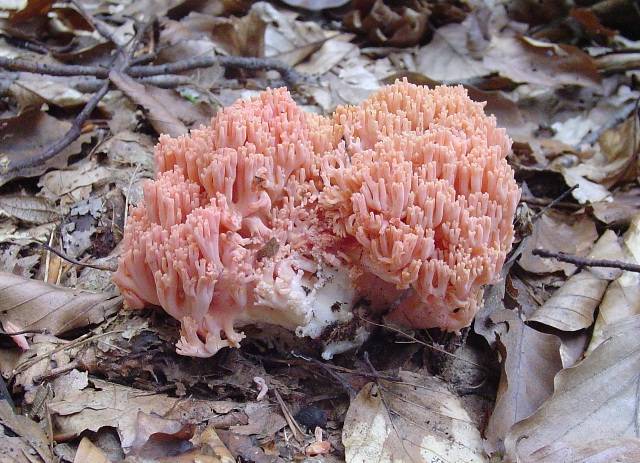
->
238, 262, 367, 357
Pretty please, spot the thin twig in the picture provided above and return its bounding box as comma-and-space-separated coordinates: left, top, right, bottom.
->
531, 185, 579, 221
0, 328, 50, 336
273, 388, 305, 442
519, 196, 581, 210
290, 353, 357, 399
363, 352, 417, 463
34, 241, 117, 272
4, 81, 109, 174
532, 248, 640, 273
357, 315, 489, 371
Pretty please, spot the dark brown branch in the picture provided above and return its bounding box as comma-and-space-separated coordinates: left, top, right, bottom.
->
7, 81, 110, 173
532, 249, 640, 273
128, 55, 304, 85
34, 241, 117, 272
5, 20, 152, 176
0, 55, 304, 87
69, 74, 192, 93
0, 57, 109, 78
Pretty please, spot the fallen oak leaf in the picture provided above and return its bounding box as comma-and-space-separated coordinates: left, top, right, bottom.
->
109, 71, 214, 137
49, 378, 242, 452
527, 230, 625, 331
484, 35, 601, 88
73, 437, 112, 463
505, 314, 640, 462
484, 309, 563, 456
0, 272, 121, 338
0, 109, 91, 187
0, 194, 60, 225
342, 370, 486, 463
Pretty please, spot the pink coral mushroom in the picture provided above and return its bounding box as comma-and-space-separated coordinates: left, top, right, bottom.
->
113, 80, 520, 358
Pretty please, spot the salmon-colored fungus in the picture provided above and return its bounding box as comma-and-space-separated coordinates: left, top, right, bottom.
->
113, 80, 520, 358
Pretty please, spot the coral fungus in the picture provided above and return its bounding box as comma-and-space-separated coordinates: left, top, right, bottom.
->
113, 80, 520, 358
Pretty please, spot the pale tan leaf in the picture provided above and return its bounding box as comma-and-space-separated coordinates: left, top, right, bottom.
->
526, 437, 640, 463
74, 437, 112, 463
527, 230, 624, 331
0, 272, 121, 336
38, 160, 113, 200
0, 109, 90, 187
109, 71, 189, 137
0, 400, 54, 463
49, 378, 241, 452
416, 20, 489, 81
484, 310, 562, 455
295, 34, 356, 75
519, 212, 598, 275
587, 215, 640, 354
484, 36, 601, 88
505, 315, 640, 462
17, 76, 90, 108
0, 194, 59, 224
593, 187, 640, 226
342, 370, 486, 463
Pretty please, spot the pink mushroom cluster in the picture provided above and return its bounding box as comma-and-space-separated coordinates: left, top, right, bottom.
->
113, 80, 520, 358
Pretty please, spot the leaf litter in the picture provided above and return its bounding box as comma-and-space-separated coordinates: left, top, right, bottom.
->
1, 0, 640, 461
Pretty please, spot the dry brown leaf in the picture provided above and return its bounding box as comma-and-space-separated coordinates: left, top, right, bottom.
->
197, 426, 236, 462
558, 331, 589, 369
101, 131, 155, 169
295, 34, 356, 75
128, 411, 197, 459
38, 159, 113, 200
518, 212, 598, 275
559, 114, 639, 205
344, 0, 431, 47
109, 71, 189, 137
484, 36, 601, 88
342, 370, 486, 463
0, 109, 90, 187
49, 378, 241, 452
595, 114, 639, 185
230, 402, 287, 440
252, 2, 329, 62
587, 215, 640, 355
505, 315, 640, 462
0, 244, 39, 277
527, 230, 624, 331
205, 9, 266, 58
5, 0, 54, 23
0, 271, 121, 336
484, 310, 562, 456
74, 437, 112, 463
415, 18, 489, 81
16, 76, 90, 108
593, 187, 640, 226
0, 400, 54, 463
525, 437, 640, 463
162, 8, 266, 58
0, 194, 59, 225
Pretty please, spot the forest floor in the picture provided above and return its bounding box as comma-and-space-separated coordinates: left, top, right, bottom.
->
1, 0, 640, 462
